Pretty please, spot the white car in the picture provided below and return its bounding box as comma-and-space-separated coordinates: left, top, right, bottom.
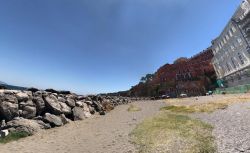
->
180, 93, 187, 98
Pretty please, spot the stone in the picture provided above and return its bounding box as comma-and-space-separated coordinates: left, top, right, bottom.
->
99, 111, 106, 116
3, 93, 18, 103
33, 96, 45, 116
43, 113, 63, 127
60, 114, 70, 124
59, 102, 72, 115
102, 100, 114, 112
58, 91, 71, 95
66, 96, 76, 108
6, 118, 50, 135
72, 107, 88, 121
45, 89, 58, 94
0, 101, 19, 121
19, 100, 37, 119
77, 95, 86, 100
44, 94, 71, 115
21, 106, 37, 119
89, 106, 95, 114
27, 88, 39, 93
92, 101, 103, 112
76, 101, 84, 107
58, 97, 66, 103
85, 100, 93, 105
16, 92, 29, 102
82, 103, 91, 118
44, 94, 62, 115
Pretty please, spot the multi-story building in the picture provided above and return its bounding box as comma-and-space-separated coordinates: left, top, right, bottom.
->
211, 0, 250, 87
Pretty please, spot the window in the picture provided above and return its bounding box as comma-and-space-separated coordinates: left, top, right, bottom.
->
238, 52, 245, 65
231, 45, 235, 50
221, 41, 224, 46
232, 26, 237, 32
223, 37, 227, 44
231, 57, 237, 69
226, 34, 229, 40
237, 38, 242, 44
226, 63, 231, 72
229, 31, 233, 37
219, 43, 222, 49
215, 46, 219, 52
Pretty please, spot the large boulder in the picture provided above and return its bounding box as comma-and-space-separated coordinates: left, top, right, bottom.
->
102, 100, 114, 112
66, 95, 76, 108
44, 94, 71, 115
43, 113, 63, 127
16, 92, 29, 102
0, 93, 19, 121
60, 114, 70, 125
82, 103, 91, 118
92, 101, 103, 112
6, 118, 50, 135
33, 96, 45, 116
72, 107, 91, 121
19, 100, 37, 119
59, 102, 71, 115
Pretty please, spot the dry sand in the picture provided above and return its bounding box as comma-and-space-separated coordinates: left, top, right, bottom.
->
0, 101, 166, 153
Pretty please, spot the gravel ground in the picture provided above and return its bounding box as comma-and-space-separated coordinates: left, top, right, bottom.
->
0, 101, 166, 153
193, 102, 250, 153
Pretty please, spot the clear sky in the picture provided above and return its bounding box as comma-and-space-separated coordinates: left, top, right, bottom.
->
0, 0, 240, 94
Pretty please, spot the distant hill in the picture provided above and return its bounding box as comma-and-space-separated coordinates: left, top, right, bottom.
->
0, 81, 7, 85
0, 81, 27, 90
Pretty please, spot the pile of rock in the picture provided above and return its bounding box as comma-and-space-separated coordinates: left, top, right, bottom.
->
0, 89, 143, 136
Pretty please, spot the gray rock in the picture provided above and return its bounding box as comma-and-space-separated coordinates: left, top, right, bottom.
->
92, 101, 103, 112
59, 102, 71, 115
60, 114, 70, 124
85, 100, 93, 105
16, 92, 29, 102
72, 107, 90, 121
43, 113, 63, 127
44, 94, 63, 115
19, 100, 37, 119
58, 96, 66, 103
66, 95, 76, 108
0, 98, 19, 121
82, 103, 91, 118
44, 94, 71, 115
89, 106, 95, 114
6, 118, 49, 135
76, 101, 84, 107
33, 96, 45, 116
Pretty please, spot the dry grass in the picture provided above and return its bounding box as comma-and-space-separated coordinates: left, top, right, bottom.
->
161, 103, 228, 113
127, 105, 142, 112
163, 94, 250, 113
130, 112, 216, 153
165, 94, 250, 105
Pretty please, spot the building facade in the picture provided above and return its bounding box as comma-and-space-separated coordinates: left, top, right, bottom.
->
211, 0, 250, 87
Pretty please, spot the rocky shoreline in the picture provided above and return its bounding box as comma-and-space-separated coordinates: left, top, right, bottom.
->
0, 89, 148, 137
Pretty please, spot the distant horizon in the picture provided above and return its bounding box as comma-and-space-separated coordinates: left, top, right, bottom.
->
0, 0, 240, 94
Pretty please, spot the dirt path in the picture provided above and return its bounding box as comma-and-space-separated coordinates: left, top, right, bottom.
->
0, 101, 166, 153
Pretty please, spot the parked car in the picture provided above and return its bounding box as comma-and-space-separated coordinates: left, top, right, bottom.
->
180, 93, 188, 98
161, 94, 170, 99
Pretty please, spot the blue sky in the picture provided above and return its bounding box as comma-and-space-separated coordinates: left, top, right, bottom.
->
0, 0, 240, 94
